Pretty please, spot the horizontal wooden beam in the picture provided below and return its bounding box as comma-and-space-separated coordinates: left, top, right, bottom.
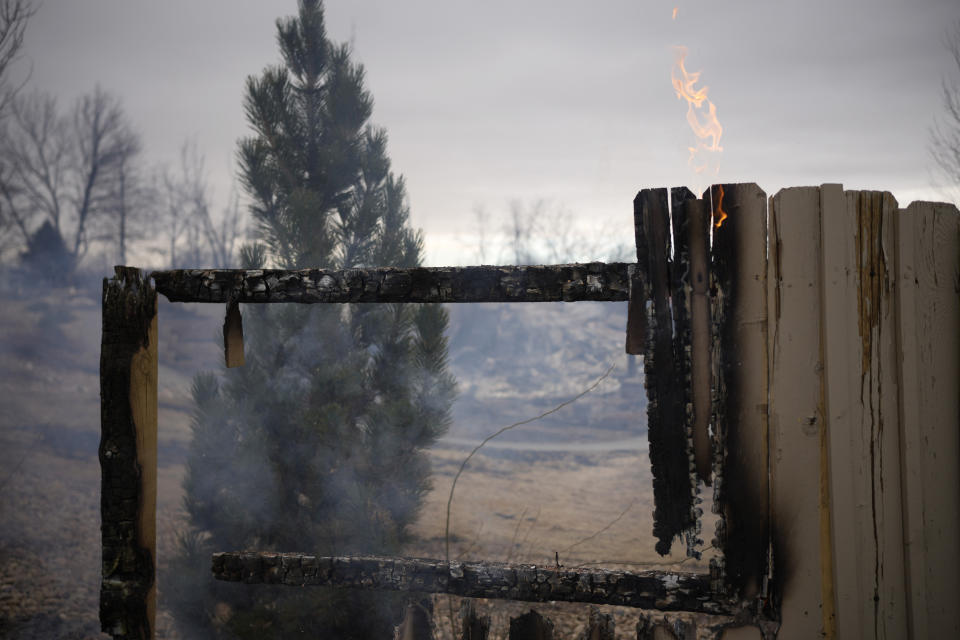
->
150, 263, 633, 304
211, 552, 745, 617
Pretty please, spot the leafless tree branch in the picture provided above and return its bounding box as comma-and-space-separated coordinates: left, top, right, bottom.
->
158, 140, 244, 268
930, 20, 960, 202
0, 87, 142, 267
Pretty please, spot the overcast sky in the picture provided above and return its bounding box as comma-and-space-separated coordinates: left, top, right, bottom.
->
18, 0, 960, 266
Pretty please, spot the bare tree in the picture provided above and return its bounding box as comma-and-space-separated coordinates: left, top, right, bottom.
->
491, 198, 631, 265
158, 141, 244, 268
0, 87, 139, 269
931, 20, 960, 202
0, 0, 34, 117
101, 126, 146, 265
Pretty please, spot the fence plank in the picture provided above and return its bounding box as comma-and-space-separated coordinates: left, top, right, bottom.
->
894, 200, 960, 638
637, 615, 697, 639
509, 610, 554, 640
637, 188, 694, 556
708, 183, 769, 598
819, 183, 864, 638
395, 598, 433, 640
100, 267, 158, 639
577, 606, 614, 640
685, 198, 713, 485
766, 187, 827, 639
670, 188, 706, 559
627, 191, 651, 354
821, 189, 908, 638
459, 600, 490, 640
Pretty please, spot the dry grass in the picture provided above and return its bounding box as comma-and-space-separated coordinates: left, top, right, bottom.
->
411, 446, 705, 571
0, 288, 720, 638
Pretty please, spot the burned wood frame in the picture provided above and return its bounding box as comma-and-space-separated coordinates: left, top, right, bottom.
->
99, 184, 787, 639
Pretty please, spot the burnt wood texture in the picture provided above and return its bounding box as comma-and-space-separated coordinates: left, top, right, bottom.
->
635, 189, 695, 556
707, 184, 770, 600
100, 267, 158, 639
151, 264, 632, 304
210, 553, 743, 616
460, 600, 491, 640
509, 610, 554, 640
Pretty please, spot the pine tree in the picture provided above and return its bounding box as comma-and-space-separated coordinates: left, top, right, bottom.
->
167, 2, 456, 637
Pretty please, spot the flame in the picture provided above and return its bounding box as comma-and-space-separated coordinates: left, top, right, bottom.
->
671, 46, 723, 177
672, 7, 678, 20
713, 184, 728, 229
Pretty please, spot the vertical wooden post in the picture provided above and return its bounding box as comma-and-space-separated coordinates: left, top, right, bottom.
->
637, 188, 691, 555
894, 200, 960, 638
637, 615, 696, 639
708, 183, 769, 599
765, 187, 831, 638
627, 192, 650, 356
459, 600, 491, 640
636, 188, 695, 555
100, 267, 158, 639
685, 198, 713, 486
509, 609, 554, 640
670, 186, 704, 558
577, 607, 615, 640
821, 189, 908, 639
395, 598, 434, 640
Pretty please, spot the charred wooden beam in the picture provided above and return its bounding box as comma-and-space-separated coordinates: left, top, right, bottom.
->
100, 267, 158, 639
211, 553, 744, 616
635, 188, 695, 556
707, 184, 769, 599
151, 263, 633, 304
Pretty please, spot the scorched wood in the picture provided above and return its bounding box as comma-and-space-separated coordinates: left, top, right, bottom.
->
211, 553, 744, 616
100, 267, 158, 639
707, 183, 769, 600
635, 188, 695, 556
151, 264, 633, 304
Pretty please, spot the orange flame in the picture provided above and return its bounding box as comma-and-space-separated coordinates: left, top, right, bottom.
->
672, 7, 678, 20
671, 46, 723, 176
713, 184, 728, 229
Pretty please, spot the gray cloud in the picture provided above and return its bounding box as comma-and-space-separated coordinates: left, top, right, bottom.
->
20, 0, 960, 265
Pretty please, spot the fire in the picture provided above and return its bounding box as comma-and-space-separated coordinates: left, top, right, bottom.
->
672, 7, 678, 20
671, 46, 723, 176
713, 184, 728, 229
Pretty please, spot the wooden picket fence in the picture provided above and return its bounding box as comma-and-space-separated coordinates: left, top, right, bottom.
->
99, 183, 959, 639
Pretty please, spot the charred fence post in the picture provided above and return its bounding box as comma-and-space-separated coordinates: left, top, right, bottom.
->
669, 186, 704, 560
459, 600, 491, 640
684, 198, 713, 487
509, 609, 554, 640
395, 597, 434, 640
636, 614, 696, 640
99, 267, 158, 640
635, 188, 695, 556
577, 606, 615, 640
707, 184, 770, 600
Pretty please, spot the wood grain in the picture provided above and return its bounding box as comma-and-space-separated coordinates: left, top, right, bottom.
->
152, 264, 632, 304
99, 267, 157, 640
